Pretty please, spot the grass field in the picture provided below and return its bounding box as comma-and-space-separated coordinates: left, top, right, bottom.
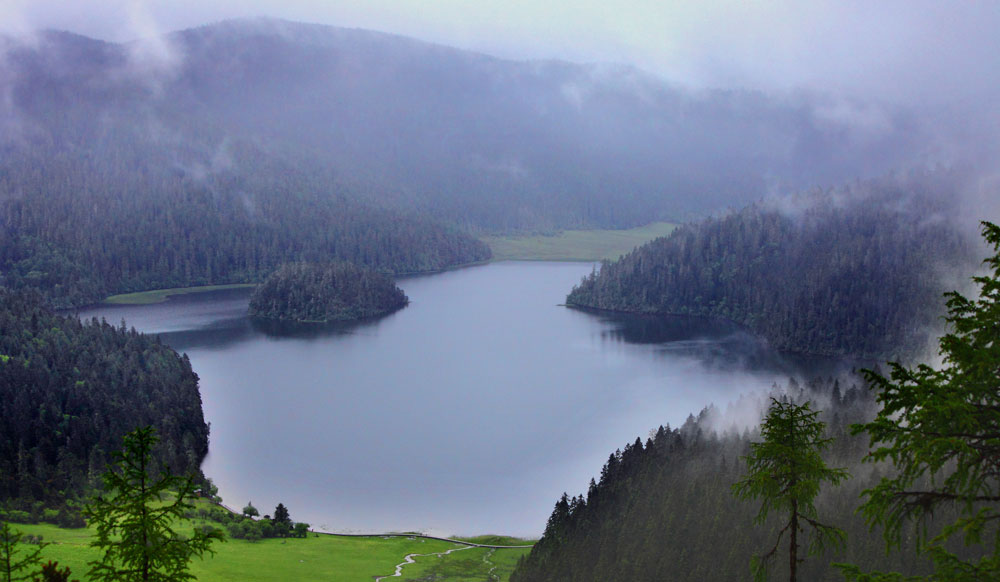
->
9, 522, 534, 581
390, 545, 532, 581
103, 284, 257, 305
484, 222, 676, 262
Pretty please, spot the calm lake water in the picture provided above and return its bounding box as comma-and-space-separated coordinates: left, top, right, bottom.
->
76, 261, 849, 537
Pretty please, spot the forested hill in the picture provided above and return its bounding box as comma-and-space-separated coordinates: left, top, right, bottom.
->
0, 130, 489, 308
566, 173, 978, 359
248, 262, 409, 322
0, 288, 209, 508
510, 376, 978, 581
1, 19, 934, 233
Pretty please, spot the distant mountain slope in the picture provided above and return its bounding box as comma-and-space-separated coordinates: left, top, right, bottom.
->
0, 19, 951, 305
3, 19, 932, 231
167, 19, 938, 230
566, 172, 978, 359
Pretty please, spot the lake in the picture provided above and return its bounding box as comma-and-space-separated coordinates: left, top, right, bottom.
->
76, 261, 850, 537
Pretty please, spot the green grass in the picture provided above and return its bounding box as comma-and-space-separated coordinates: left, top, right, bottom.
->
456, 535, 533, 547
484, 222, 676, 262
393, 545, 532, 582
103, 284, 257, 305
9, 523, 534, 581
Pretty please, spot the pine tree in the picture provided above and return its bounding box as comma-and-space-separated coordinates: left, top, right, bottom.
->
843, 221, 1000, 581
84, 427, 224, 582
0, 522, 46, 582
733, 398, 849, 582
272, 504, 291, 536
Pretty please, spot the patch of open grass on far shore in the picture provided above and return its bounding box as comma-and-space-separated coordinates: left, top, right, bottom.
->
103, 283, 257, 305
485, 222, 676, 262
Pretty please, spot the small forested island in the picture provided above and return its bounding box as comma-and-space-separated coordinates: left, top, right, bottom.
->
248, 262, 409, 322
567, 172, 978, 359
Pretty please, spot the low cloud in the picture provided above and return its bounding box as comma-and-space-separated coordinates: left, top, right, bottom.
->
111, 1, 184, 95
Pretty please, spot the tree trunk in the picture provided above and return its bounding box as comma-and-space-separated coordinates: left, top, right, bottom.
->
789, 502, 798, 582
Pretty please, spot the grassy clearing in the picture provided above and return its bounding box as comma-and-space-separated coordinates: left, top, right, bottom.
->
103, 284, 257, 305
9, 523, 533, 581
485, 222, 676, 262
392, 545, 532, 582
456, 535, 533, 547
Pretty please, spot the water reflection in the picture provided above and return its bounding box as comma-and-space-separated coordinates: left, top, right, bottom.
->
77, 287, 402, 352
579, 308, 864, 377
248, 313, 398, 340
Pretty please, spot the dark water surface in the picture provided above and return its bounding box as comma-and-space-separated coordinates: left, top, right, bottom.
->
76, 262, 849, 537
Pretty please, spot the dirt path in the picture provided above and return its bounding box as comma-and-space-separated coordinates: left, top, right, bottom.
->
373, 544, 475, 581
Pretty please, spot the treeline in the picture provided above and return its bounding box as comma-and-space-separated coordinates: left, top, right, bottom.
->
224, 501, 309, 541
511, 376, 972, 582
0, 134, 490, 309
567, 172, 977, 359
0, 288, 209, 508
248, 262, 408, 322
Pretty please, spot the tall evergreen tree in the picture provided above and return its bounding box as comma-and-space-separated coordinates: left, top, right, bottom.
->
272, 504, 291, 536
0, 522, 46, 582
844, 221, 1000, 581
734, 399, 849, 582
84, 427, 223, 582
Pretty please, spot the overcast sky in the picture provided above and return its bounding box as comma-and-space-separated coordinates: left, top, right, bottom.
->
3, 0, 999, 109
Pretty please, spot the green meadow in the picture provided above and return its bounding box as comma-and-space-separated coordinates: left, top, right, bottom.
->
9, 522, 533, 582
103, 284, 257, 305
391, 545, 532, 581
485, 222, 676, 262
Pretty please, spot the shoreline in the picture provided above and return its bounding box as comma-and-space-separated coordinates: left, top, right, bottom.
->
102, 283, 258, 305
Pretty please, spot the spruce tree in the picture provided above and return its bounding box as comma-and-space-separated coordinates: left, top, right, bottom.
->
733, 398, 848, 582
0, 522, 46, 582
272, 504, 291, 536
84, 427, 223, 582
843, 221, 1000, 580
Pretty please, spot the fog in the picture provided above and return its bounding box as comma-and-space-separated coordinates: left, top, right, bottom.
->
2, 2, 997, 209
6, 1, 1000, 110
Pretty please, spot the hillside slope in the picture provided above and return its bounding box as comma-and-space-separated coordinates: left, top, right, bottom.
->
0, 289, 209, 507
567, 172, 978, 359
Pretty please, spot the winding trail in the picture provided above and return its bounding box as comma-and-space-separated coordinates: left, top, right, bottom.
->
482, 548, 499, 581
211, 501, 533, 579
373, 544, 474, 581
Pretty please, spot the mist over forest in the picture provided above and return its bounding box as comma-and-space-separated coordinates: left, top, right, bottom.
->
1, 7, 1000, 582
1, 17, 989, 233
1, 17, 995, 308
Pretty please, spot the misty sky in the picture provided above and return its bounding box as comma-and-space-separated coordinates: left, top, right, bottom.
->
3, 1, 999, 110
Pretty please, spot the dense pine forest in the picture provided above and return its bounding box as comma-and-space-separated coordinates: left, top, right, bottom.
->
510, 375, 978, 582
0, 288, 209, 513
248, 262, 409, 322
0, 136, 490, 309
0, 19, 944, 310
567, 172, 978, 359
